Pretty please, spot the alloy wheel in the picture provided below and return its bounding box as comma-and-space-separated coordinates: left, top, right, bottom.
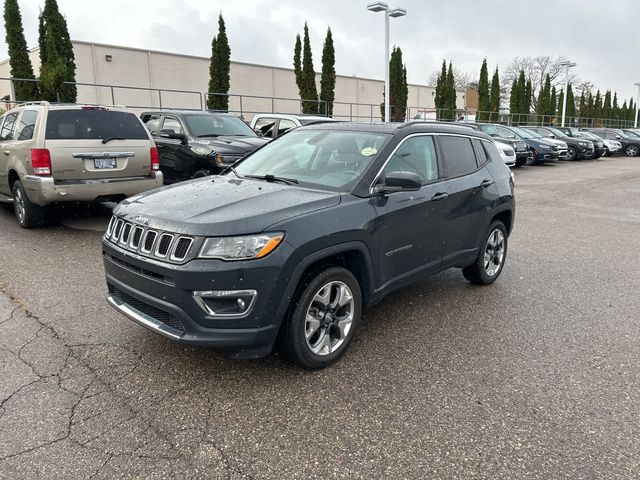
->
626, 145, 639, 156
13, 187, 25, 225
305, 281, 354, 356
566, 147, 576, 161
484, 229, 505, 277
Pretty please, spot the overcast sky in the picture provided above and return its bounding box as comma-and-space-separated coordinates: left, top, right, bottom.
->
1, 0, 639, 100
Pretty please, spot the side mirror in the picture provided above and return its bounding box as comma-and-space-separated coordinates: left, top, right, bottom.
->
616, 135, 622, 140
253, 128, 264, 137
373, 171, 422, 194
160, 129, 187, 143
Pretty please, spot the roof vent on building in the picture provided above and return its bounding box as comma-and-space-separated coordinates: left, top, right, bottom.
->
105, 54, 112, 62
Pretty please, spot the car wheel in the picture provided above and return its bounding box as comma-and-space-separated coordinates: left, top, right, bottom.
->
566, 146, 577, 161
514, 157, 526, 167
525, 155, 536, 166
12, 180, 46, 228
462, 220, 508, 285
280, 267, 362, 369
192, 169, 212, 179
624, 145, 639, 157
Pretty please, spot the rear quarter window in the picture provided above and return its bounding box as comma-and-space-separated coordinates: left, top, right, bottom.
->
16, 110, 37, 140
45, 109, 149, 140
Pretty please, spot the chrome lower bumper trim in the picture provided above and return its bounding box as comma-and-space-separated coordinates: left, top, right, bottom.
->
107, 294, 183, 340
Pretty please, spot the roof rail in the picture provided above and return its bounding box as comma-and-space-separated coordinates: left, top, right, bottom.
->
18, 101, 50, 107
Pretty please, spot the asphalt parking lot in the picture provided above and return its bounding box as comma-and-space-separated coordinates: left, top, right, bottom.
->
1, 157, 639, 479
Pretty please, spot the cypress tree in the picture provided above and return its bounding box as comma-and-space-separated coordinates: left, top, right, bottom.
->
557, 88, 564, 118
509, 78, 519, 116
524, 78, 532, 114
628, 98, 636, 122
207, 14, 231, 111
319, 27, 335, 116
537, 74, 551, 118
300, 23, 318, 114
612, 92, 619, 119
434, 60, 447, 116
4, 0, 40, 100
489, 67, 500, 115
602, 91, 612, 124
578, 92, 586, 117
550, 86, 557, 117
586, 91, 594, 119
38, 0, 76, 102
566, 83, 576, 118
293, 34, 302, 91
594, 90, 602, 119
444, 61, 456, 120
381, 46, 407, 122
477, 58, 490, 120
621, 100, 628, 122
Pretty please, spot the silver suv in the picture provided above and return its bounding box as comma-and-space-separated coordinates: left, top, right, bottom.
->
0, 102, 163, 227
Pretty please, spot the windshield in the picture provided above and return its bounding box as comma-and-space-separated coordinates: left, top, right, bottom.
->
547, 127, 567, 138
478, 124, 499, 136
578, 132, 600, 141
510, 127, 534, 139
184, 115, 256, 138
522, 128, 542, 138
234, 129, 389, 192
624, 130, 640, 138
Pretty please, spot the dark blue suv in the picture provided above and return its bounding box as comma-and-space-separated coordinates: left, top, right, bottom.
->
102, 122, 515, 368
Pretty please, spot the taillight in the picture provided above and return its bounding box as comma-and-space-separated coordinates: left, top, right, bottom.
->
31, 149, 52, 176
150, 147, 160, 172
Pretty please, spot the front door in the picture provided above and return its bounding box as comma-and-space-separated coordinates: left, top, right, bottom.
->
372, 134, 450, 290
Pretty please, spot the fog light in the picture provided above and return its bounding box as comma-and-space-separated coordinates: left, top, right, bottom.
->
193, 290, 257, 317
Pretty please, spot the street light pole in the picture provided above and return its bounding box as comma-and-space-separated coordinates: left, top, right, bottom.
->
634, 82, 640, 128
560, 61, 576, 127
367, 2, 406, 122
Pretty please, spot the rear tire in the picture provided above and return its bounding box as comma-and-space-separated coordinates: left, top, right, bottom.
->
279, 267, 361, 369
13, 180, 46, 228
463, 221, 508, 285
566, 146, 577, 161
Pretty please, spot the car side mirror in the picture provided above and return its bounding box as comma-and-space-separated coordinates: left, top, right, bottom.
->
373, 171, 422, 194
253, 129, 263, 137
160, 129, 187, 144
616, 135, 622, 140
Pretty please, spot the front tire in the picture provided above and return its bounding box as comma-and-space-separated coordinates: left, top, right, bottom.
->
566, 146, 577, 161
192, 169, 213, 179
280, 267, 362, 369
13, 180, 46, 228
624, 145, 639, 157
463, 221, 508, 285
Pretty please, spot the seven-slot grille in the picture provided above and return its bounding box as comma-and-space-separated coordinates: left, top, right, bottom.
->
104, 216, 194, 262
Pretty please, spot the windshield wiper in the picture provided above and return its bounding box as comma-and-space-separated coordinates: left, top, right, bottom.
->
101, 136, 126, 144
243, 174, 298, 185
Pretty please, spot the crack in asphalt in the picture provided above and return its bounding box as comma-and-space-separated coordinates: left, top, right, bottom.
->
0, 292, 243, 479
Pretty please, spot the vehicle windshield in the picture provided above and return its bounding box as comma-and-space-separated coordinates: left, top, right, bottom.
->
566, 127, 580, 135
184, 115, 256, 138
578, 131, 601, 141
510, 127, 534, 139
624, 130, 640, 138
233, 129, 389, 192
522, 128, 542, 138
547, 127, 567, 138
478, 124, 499, 136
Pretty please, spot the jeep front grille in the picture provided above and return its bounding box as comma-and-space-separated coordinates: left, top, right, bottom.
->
104, 216, 195, 263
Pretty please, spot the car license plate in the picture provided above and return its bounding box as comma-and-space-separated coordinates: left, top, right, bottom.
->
94, 158, 117, 169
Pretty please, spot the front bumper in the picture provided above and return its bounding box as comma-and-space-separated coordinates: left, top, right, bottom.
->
23, 173, 163, 206
102, 240, 285, 357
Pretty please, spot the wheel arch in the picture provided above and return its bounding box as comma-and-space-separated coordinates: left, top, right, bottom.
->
491, 209, 514, 235
8, 169, 20, 191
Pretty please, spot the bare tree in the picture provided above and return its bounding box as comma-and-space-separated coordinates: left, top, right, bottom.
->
428, 66, 478, 91
503, 56, 577, 109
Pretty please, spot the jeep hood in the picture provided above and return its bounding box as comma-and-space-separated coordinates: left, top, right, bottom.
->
116, 175, 341, 236
198, 135, 269, 154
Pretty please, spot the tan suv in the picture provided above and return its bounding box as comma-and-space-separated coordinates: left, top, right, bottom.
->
0, 102, 163, 227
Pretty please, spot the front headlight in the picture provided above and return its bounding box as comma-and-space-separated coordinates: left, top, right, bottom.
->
215, 153, 242, 167
540, 144, 551, 150
578, 142, 587, 147
199, 232, 284, 260
191, 145, 215, 156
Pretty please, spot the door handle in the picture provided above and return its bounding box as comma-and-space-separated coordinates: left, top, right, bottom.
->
480, 179, 495, 188
431, 192, 449, 202
2, 150, 9, 155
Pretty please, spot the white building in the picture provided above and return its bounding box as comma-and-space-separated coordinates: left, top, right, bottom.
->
0, 40, 465, 121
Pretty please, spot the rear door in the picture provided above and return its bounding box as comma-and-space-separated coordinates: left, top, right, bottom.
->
43, 107, 153, 181
438, 135, 498, 267
0, 112, 20, 195
155, 115, 194, 184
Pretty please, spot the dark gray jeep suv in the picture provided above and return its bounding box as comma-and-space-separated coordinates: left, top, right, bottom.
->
102, 122, 515, 368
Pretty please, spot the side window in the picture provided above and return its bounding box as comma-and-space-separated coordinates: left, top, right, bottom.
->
481, 141, 503, 164
141, 114, 161, 134
254, 117, 276, 137
277, 119, 297, 136
0, 112, 19, 141
383, 135, 439, 184
16, 110, 38, 141
162, 117, 183, 134
439, 135, 478, 178
473, 139, 488, 166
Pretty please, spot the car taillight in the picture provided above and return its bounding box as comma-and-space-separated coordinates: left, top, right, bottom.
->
150, 147, 160, 172
31, 149, 52, 176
